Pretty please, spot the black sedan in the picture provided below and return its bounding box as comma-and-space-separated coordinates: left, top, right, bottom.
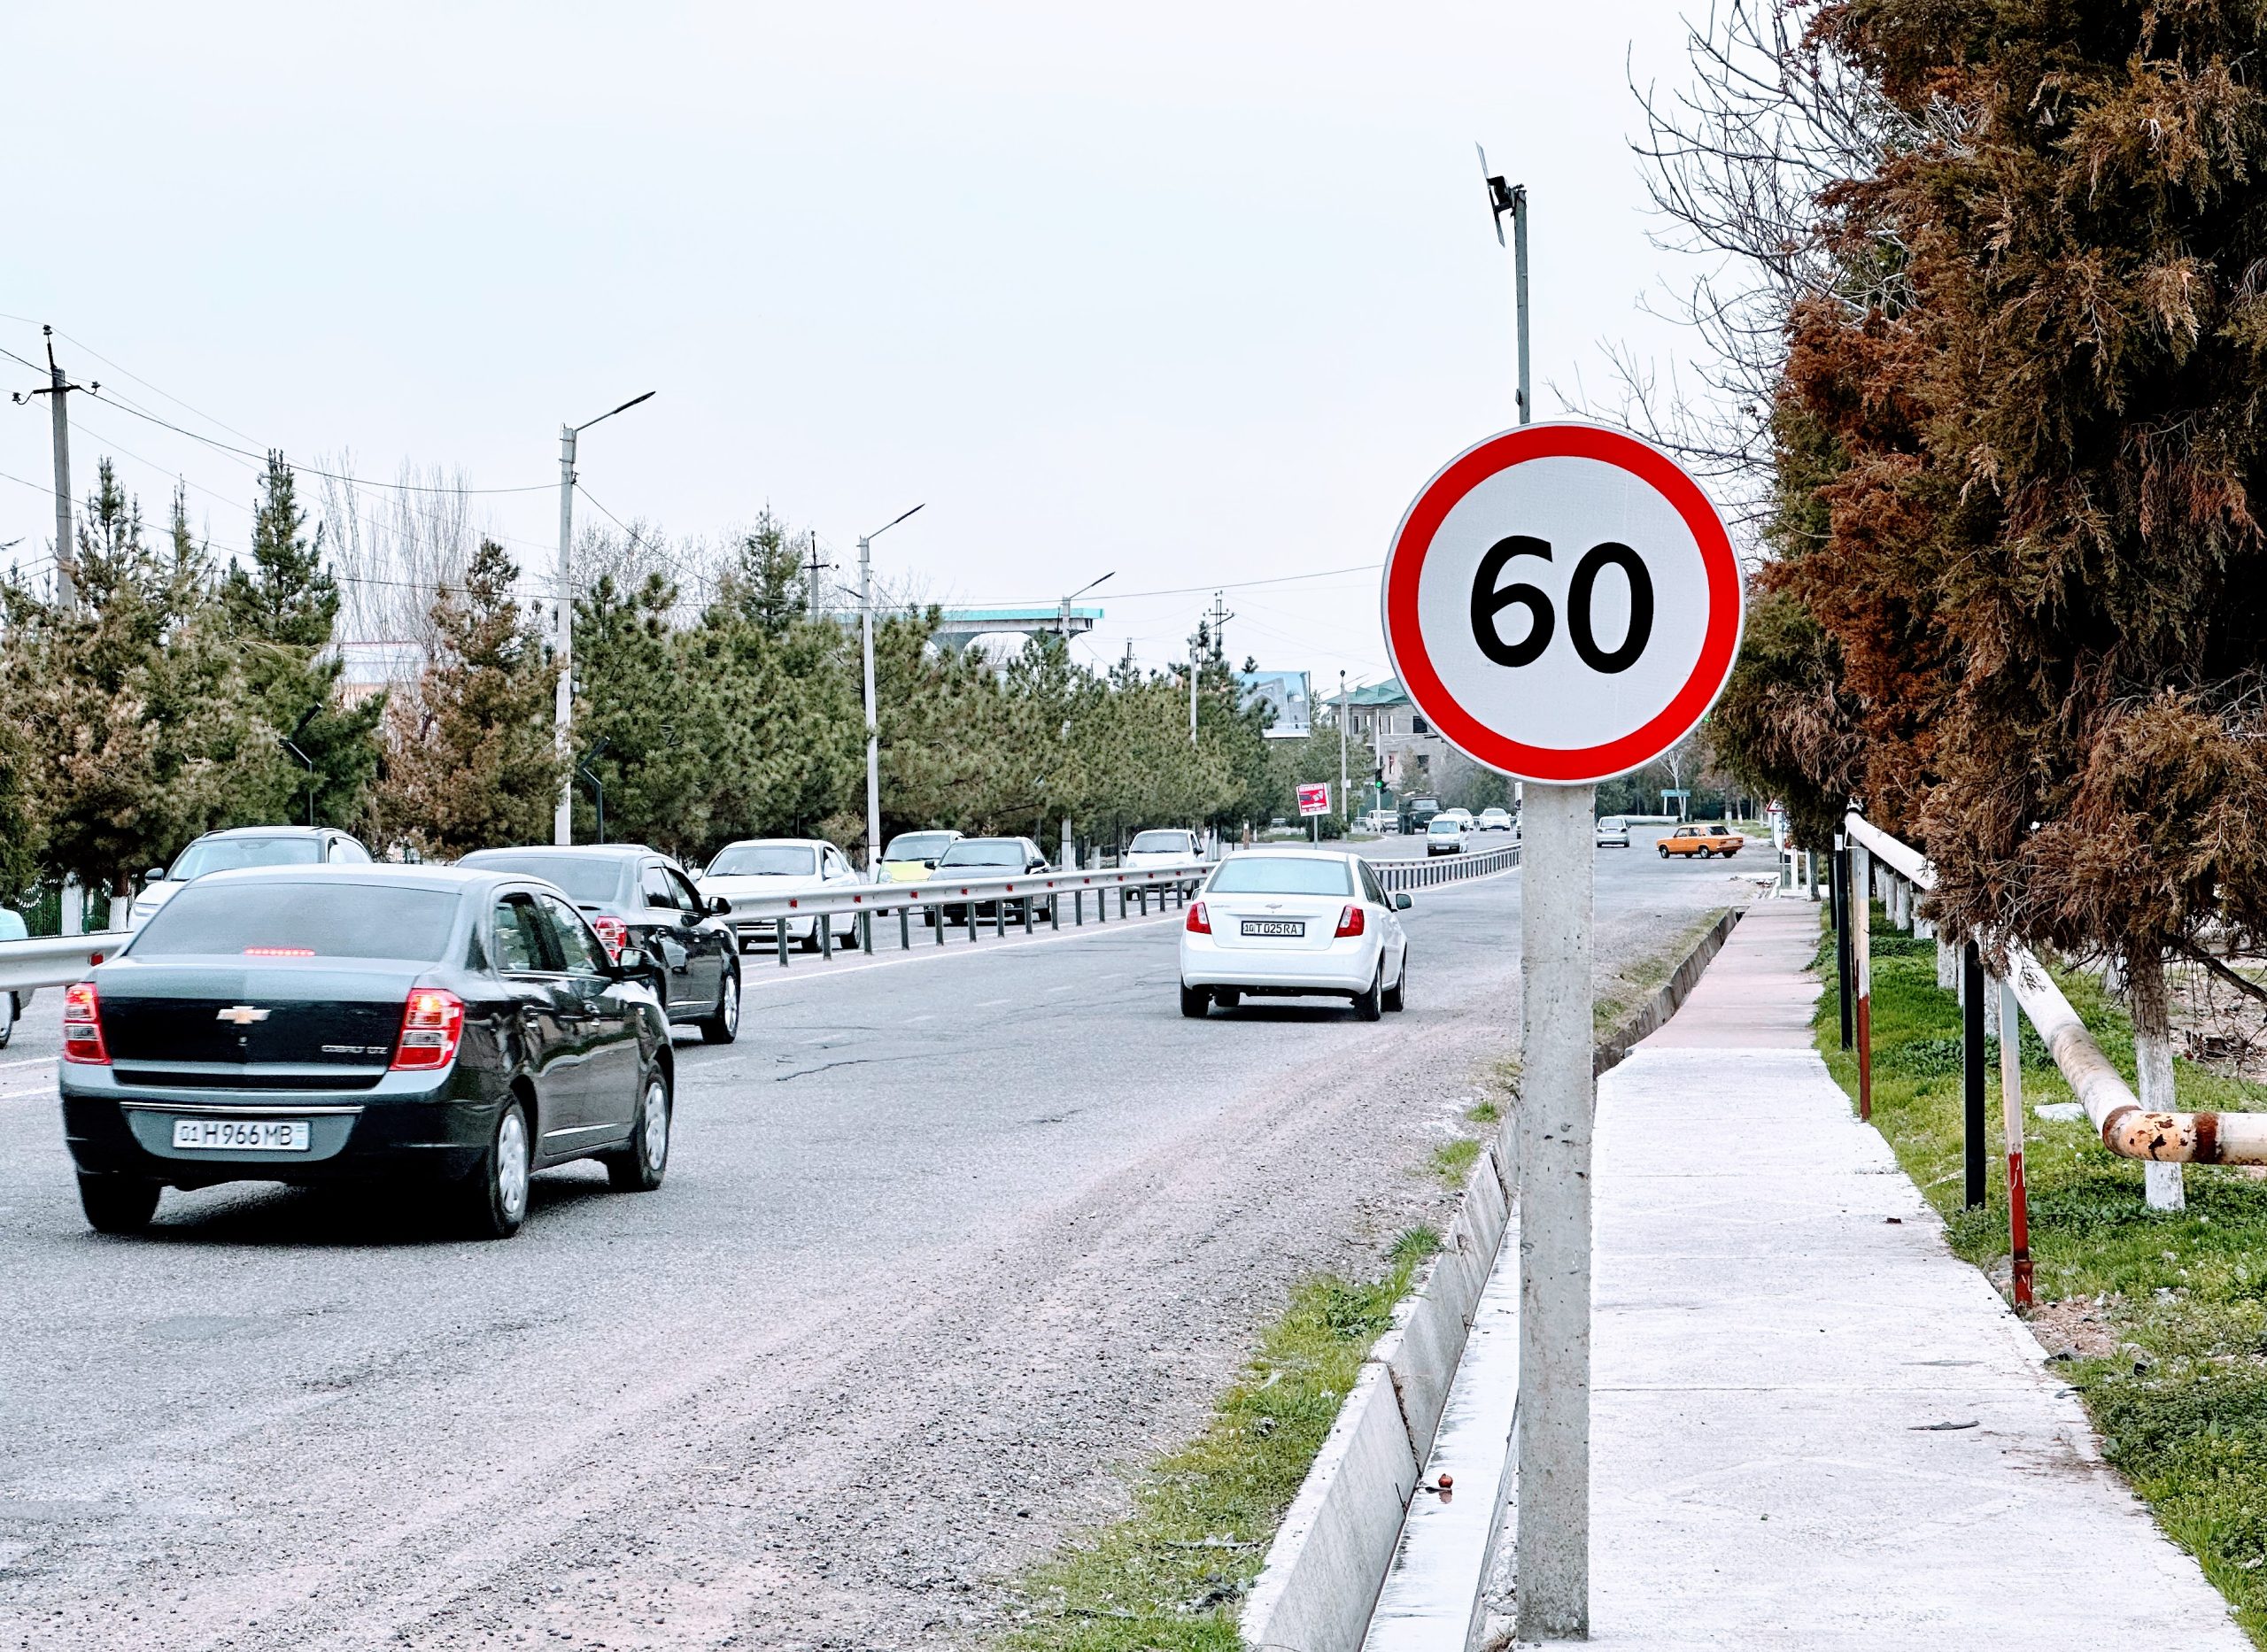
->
458, 845, 740, 1044
929, 837, 1054, 926
58, 866, 675, 1239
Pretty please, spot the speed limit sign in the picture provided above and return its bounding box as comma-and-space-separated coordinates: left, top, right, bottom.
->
1381, 422, 1741, 782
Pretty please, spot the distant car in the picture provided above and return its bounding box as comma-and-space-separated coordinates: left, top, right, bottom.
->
0, 907, 24, 1046
1359, 809, 1399, 835
1437, 807, 1475, 828
58, 865, 675, 1239
1400, 795, 1442, 833
1477, 807, 1514, 833
458, 845, 740, 1043
127, 826, 374, 930
1179, 849, 1411, 1020
878, 830, 962, 883
1660, 823, 1745, 859
1425, 816, 1472, 856
697, 838, 863, 952
932, 837, 1053, 924
1595, 816, 1632, 848
1124, 828, 1203, 893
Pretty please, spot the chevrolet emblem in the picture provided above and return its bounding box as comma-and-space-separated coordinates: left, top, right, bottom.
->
215, 1005, 271, 1026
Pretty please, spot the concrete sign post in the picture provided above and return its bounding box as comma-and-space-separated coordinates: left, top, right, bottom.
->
1381, 422, 1741, 1640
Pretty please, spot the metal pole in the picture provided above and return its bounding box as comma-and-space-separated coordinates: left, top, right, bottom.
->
1513, 189, 1531, 425
1852, 841, 1873, 1122
553, 424, 576, 845
1964, 939, 1987, 1208
861, 534, 881, 876
1832, 839, 1853, 1051
1338, 670, 1350, 824
1189, 641, 1198, 744
1516, 779, 1593, 1642
2000, 975, 2033, 1308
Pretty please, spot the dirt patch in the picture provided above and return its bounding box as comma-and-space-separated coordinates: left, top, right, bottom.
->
2024, 1297, 2122, 1360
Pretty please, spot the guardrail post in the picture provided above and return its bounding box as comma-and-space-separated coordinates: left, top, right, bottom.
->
1048, 892, 1059, 930
820, 917, 834, 961
1021, 894, 1034, 935
861, 911, 874, 955
934, 905, 946, 945
2000, 974, 2032, 1308
1831, 838, 1853, 1050
968, 901, 980, 943
1851, 839, 1873, 1122
1073, 889, 1083, 925
899, 908, 911, 950
1963, 939, 1986, 1209
778, 922, 790, 969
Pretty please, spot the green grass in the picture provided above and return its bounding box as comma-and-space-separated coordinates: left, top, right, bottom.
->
1466, 1099, 1502, 1127
1816, 907, 2267, 1645
1594, 907, 1729, 1039
1429, 1137, 1483, 1186
1001, 1227, 1442, 1650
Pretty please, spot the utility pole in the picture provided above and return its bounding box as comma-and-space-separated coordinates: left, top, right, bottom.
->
12, 327, 96, 612
1338, 670, 1350, 830
1058, 571, 1114, 643
1188, 637, 1199, 745
858, 505, 925, 875
1204, 590, 1234, 663
553, 390, 655, 845
805, 534, 832, 618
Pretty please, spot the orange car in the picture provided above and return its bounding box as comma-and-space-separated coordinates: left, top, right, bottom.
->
1660, 823, 1745, 859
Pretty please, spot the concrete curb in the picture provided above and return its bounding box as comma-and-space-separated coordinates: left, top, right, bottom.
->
1239, 902, 1747, 1652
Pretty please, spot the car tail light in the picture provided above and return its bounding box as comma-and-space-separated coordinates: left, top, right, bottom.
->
590, 915, 629, 961
1335, 903, 1366, 938
1186, 900, 1212, 935
390, 989, 465, 1071
62, 981, 109, 1065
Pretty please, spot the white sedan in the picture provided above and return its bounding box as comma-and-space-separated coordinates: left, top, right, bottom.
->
1179, 849, 1410, 1020
697, 838, 862, 952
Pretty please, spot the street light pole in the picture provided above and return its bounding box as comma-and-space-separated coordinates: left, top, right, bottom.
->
1338, 670, 1350, 830
553, 390, 655, 845
1058, 570, 1114, 641
858, 504, 925, 875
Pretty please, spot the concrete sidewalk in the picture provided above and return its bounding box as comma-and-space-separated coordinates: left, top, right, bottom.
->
1551, 898, 2247, 1648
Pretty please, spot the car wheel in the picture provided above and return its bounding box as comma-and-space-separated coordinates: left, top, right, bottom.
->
1383, 953, 1406, 1012
458, 1097, 532, 1239
1658, 845, 1671, 859
78, 1173, 160, 1235
607, 1070, 671, 1193
0, 990, 12, 1048
1352, 961, 1384, 1022
799, 925, 822, 953
1180, 983, 1211, 1018
1215, 988, 1241, 1009
700, 968, 740, 1045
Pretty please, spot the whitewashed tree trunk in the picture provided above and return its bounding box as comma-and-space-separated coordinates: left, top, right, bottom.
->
1938, 938, 1959, 992
2125, 947, 2186, 1213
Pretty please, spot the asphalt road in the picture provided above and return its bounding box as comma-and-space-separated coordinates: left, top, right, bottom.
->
0, 829, 1764, 1651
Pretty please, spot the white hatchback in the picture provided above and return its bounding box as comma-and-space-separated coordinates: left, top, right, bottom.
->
1179, 849, 1410, 1020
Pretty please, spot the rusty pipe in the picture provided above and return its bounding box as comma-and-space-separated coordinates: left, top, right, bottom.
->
1844, 812, 2267, 1168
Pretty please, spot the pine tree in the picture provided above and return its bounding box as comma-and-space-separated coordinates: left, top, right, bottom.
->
220, 453, 383, 829
376, 538, 561, 856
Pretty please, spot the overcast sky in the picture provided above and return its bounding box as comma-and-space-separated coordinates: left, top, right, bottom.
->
3, 2, 1713, 688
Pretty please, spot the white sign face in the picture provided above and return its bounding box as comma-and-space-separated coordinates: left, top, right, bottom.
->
1381, 423, 1741, 784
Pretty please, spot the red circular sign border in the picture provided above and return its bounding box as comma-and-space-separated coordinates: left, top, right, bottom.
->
1381, 422, 1742, 784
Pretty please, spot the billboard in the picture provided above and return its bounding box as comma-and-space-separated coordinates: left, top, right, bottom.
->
1296, 782, 1332, 818
1239, 669, 1312, 740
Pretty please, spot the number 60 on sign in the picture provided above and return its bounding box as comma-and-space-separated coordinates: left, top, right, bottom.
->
1381, 423, 1742, 784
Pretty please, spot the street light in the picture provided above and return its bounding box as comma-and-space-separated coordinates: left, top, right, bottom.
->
553, 390, 656, 845
858, 503, 925, 875
1058, 571, 1113, 639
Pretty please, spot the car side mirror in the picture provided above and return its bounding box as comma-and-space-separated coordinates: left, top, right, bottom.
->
1395, 893, 1413, 911
707, 895, 732, 916
143, 868, 166, 885
616, 946, 647, 974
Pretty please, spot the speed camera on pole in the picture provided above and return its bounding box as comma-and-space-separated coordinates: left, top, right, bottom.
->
1381, 421, 1741, 1640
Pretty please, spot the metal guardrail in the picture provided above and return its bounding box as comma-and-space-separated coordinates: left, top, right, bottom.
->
712, 860, 1213, 965
1369, 842, 1522, 892
0, 931, 128, 995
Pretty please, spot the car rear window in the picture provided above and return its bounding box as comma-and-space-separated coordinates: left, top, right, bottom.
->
457, 852, 625, 902
129, 882, 460, 961
1207, 857, 1354, 896
170, 837, 322, 879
